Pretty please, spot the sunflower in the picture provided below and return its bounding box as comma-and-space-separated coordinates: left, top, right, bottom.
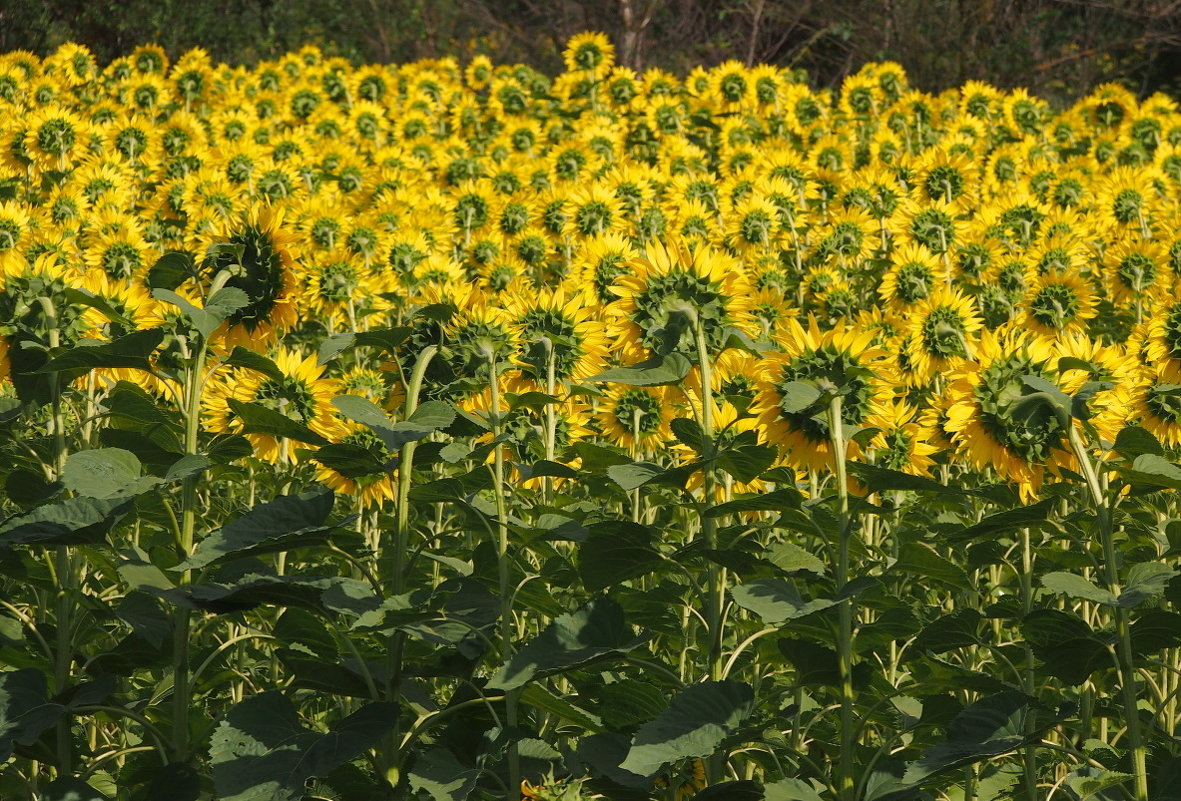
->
504, 285, 609, 387
563, 32, 615, 74
313, 423, 396, 507
300, 248, 375, 331
751, 318, 893, 472
24, 105, 87, 173
1022, 272, 1097, 338
596, 384, 676, 452
567, 183, 625, 239
1104, 237, 1164, 308
197, 204, 300, 350
905, 287, 983, 381
879, 242, 940, 312
204, 348, 344, 464
942, 328, 1070, 499
867, 400, 938, 477
0, 201, 32, 257
608, 239, 752, 359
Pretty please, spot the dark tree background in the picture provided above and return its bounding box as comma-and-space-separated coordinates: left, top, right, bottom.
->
3, 0, 1180, 102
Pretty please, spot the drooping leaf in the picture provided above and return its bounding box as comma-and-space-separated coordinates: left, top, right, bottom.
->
332, 395, 455, 451
210, 692, 397, 801
222, 347, 284, 380
38, 328, 164, 375
0, 669, 65, 762
1118, 562, 1178, 608
706, 488, 804, 518
578, 521, 664, 592
1040, 572, 1117, 606
618, 680, 754, 776
730, 579, 836, 624
588, 353, 692, 386
41, 778, 105, 801
177, 485, 339, 570
407, 748, 478, 801
1020, 610, 1109, 685
847, 462, 964, 495
1114, 454, 1181, 490
0, 495, 135, 547
764, 777, 826, 801
226, 398, 332, 447
488, 598, 645, 691
893, 542, 972, 590
776, 381, 823, 413
61, 448, 160, 499
765, 541, 826, 575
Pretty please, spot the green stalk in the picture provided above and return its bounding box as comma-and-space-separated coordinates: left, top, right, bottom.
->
386, 344, 437, 784
486, 348, 520, 800
1020, 528, 1038, 801
828, 394, 855, 801
693, 321, 723, 683
37, 297, 72, 775
172, 271, 230, 763
1068, 426, 1147, 801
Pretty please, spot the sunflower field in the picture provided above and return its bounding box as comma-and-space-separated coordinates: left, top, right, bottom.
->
5, 30, 1181, 801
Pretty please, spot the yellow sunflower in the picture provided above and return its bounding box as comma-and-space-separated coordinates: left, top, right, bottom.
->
204, 348, 344, 464
751, 318, 893, 472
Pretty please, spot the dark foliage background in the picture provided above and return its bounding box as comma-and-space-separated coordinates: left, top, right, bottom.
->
3, 0, 1180, 102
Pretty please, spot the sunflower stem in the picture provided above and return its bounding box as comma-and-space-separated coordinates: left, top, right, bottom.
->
1068, 425, 1148, 801
387, 344, 436, 784
487, 349, 521, 801
828, 393, 856, 801
38, 297, 73, 777
172, 269, 231, 764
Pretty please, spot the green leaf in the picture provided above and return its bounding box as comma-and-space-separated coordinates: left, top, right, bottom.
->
227, 398, 331, 447
488, 598, 645, 691
1113, 426, 1163, 460
606, 461, 698, 490
717, 441, 776, 483
693, 781, 764, 800
148, 250, 196, 290
578, 521, 664, 593
210, 693, 397, 801
177, 485, 338, 570
903, 691, 1035, 786
222, 347, 284, 380
911, 609, 982, 654
312, 443, 390, 479
847, 462, 963, 495
317, 327, 411, 365
1119, 562, 1178, 608
331, 395, 455, 451
893, 542, 972, 590
588, 353, 692, 386
776, 381, 822, 413
152, 287, 249, 339
730, 579, 836, 624
1041, 572, 1117, 606
407, 748, 478, 801
38, 328, 164, 375
42, 778, 105, 801
1115, 454, 1181, 490
153, 572, 335, 614
1064, 767, 1134, 800
706, 488, 803, 518
62, 448, 161, 499
519, 684, 605, 733
1130, 609, 1181, 655
670, 417, 707, 453
0, 495, 135, 547
766, 541, 826, 575
0, 669, 65, 762
952, 499, 1056, 541
619, 680, 754, 776
764, 777, 826, 801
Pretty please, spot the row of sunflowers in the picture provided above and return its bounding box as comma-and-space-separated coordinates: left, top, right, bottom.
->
0, 32, 1180, 801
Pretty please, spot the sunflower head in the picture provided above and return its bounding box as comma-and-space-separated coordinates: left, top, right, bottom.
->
609, 240, 752, 358
200, 205, 298, 349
